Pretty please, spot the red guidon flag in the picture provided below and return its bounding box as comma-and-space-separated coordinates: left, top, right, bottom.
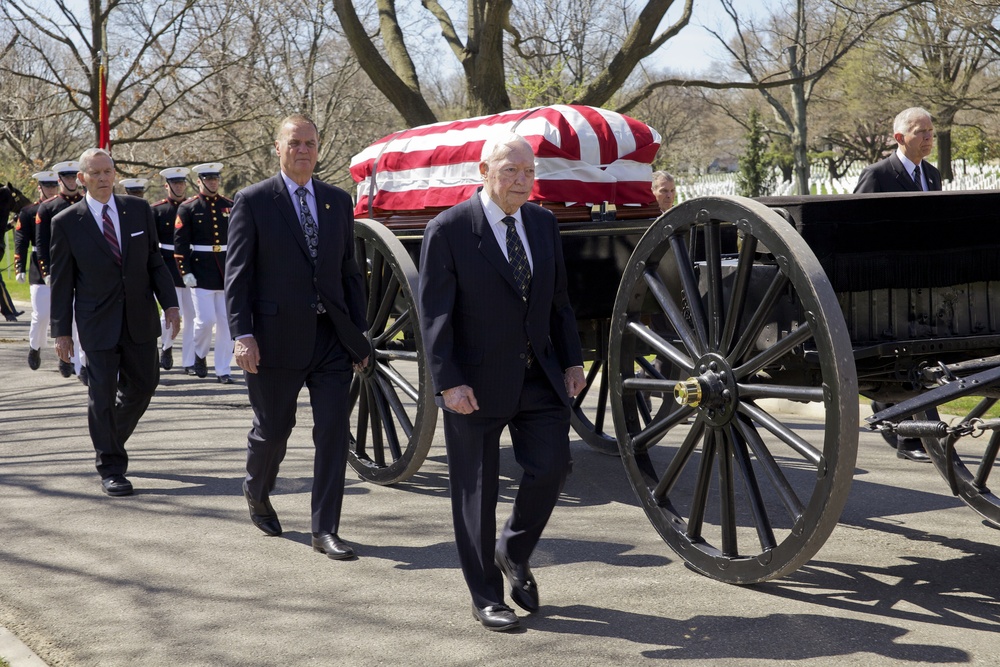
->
98, 57, 110, 151
350, 105, 661, 216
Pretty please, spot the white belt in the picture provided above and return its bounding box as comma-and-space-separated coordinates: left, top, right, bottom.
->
159, 243, 175, 251
191, 244, 227, 252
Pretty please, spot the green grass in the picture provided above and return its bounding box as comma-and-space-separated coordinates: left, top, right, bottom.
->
941, 396, 1000, 419
0, 656, 11, 667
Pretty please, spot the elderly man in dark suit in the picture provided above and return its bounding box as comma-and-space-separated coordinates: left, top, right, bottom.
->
50, 148, 180, 496
855, 106, 941, 463
418, 133, 586, 631
855, 107, 941, 194
225, 114, 370, 560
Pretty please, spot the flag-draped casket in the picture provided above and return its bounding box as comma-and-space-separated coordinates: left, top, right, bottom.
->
350, 105, 662, 217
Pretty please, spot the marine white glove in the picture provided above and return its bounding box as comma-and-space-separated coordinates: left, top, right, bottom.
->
44, 275, 51, 286
183, 273, 197, 288
15, 272, 25, 283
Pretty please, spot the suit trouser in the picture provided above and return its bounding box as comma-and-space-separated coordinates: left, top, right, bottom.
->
84, 317, 159, 478
162, 286, 195, 367
0, 274, 17, 317
191, 287, 233, 375
243, 316, 353, 534
442, 367, 572, 609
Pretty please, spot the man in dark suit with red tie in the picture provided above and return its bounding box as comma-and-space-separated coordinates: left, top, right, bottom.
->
49, 148, 180, 496
225, 114, 370, 560
855, 106, 941, 463
854, 107, 941, 194
417, 133, 586, 631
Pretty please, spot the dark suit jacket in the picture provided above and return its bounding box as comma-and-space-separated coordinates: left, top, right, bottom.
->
417, 191, 583, 418
50, 195, 178, 351
225, 174, 368, 369
854, 153, 942, 193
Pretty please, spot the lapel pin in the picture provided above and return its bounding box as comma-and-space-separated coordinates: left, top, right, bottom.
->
325, 203, 330, 210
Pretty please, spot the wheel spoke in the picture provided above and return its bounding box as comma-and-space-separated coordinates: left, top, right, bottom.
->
704, 220, 724, 351
595, 362, 610, 433
644, 268, 703, 359
738, 401, 824, 468
374, 374, 408, 460
734, 322, 813, 380
737, 384, 825, 402
717, 428, 738, 557
669, 234, 710, 354
729, 423, 778, 551
366, 382, 388, 467
720, 234, 758, 355
727, 271, 789, 365
371, 273, 400, 334
633, 404, 695, 451
626, 321, 694, 374
686, 426, 717, 541
374, 309, 410, 347
355, 380, 370, 455
973, 430, 1000, 490
652, 417, 706, 500
574, 358, 603, 407
365, 250, 385, 323
734, 413, 805, 522
377, 362, 420, 402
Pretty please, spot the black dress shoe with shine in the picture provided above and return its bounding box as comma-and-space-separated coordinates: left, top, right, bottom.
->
101, 475, 134, 496
311, 532, 355, 560
184, 366, 196, 376
471, 603, 519, 632
897, 438, 931, 462
243, 481, 281, 536
193, 355, 208, 378
59, 359, 74, 378
217, 374, 233, 385
79, 366, 89, 386
27, 347, 40, 371
160, 348, 173, 370
495, 550, 539, 613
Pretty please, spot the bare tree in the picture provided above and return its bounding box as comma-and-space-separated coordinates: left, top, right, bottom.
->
704, 0, 920, 194
333, 0, 694, 125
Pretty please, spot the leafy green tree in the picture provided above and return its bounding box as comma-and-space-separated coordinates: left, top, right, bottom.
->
737, 108, 774, 197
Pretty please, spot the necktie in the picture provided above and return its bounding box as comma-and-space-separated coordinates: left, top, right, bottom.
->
502, 216, 533, 367
502, 216, 531, 300
913, 165, 923, 191
295, 186, 324, 314
102, 204, 121, 264
295, 186, 319, 259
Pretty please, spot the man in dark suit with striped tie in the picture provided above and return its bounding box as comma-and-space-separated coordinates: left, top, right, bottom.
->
854, 107, 941, 194
417, 133, 586, 631
50, 148, 180, 496
225, 114, 370, 560
855, 106, 941, 463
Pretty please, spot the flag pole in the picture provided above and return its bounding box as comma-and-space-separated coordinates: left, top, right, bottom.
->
98, 50, 110, 153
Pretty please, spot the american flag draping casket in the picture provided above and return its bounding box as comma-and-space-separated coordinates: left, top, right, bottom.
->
349, 105, 662, 216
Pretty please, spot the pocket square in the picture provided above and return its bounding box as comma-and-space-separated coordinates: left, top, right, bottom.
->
130, 230, 144, 237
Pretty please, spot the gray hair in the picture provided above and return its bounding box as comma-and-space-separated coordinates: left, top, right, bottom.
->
893, 107, 932, 135
79, 147, 114, 171
480, 131, 533, 166
651, 170, 675, 185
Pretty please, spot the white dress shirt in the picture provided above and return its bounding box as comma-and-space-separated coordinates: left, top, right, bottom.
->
479, 189, 533, 272
86, 193, 121, 248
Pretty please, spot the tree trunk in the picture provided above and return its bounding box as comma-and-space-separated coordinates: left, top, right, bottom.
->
462, 0, 512, 116
788, 45, 809, 195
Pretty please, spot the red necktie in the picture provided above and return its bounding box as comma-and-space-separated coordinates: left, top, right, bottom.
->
102, 204, 121, 264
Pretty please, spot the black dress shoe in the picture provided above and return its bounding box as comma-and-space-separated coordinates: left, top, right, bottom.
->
101, 475, 134, 497
243, 481, 281, 536
184, 366, 196, 376
160, 348, 173, 370
59, 359, 74, 378
27, 347, 40, 370
193, 355, 207, 378
495, 550, 539, 613
217, 374, 233, 384
897, 438, 931, 462
79, 366, 89, 386
312, 532, 355, 560
471, 603, 519, 632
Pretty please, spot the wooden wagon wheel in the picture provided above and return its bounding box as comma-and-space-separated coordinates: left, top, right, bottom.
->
571, 319, 681, 455
608, 196, 859, 584
348, 219, 436, 485
922, 400, 1000, 527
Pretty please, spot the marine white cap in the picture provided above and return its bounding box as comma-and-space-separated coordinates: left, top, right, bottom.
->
159, 167, 191, 179
50, 161, 81, 175
121, 178, 149, 191
192, 163, 223, 177
32, 171, 59, 184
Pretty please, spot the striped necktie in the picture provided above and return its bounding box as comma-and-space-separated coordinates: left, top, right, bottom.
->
102, 204, 121, 264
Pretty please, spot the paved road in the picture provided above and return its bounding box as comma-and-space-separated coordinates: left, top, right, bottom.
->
1, 310, 999, 667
